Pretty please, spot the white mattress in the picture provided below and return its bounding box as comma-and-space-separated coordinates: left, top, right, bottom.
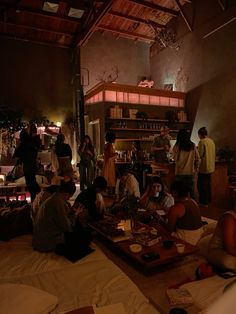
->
181, 275, 236, 310
0, 236, 159, 314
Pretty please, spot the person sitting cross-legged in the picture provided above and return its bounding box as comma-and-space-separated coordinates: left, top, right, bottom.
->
163, 180, 203, 245
73, 176, 107, 223
33, 180, 93, 262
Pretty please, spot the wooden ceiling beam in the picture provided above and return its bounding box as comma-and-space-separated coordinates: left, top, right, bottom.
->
175, 0, 193, 31
108, 10, 166, 29
75, 0, 113, 47
129, 0, 179, 17
97, 24, 155, 42
217, 0, 227, 11
0, 21, 74, 38
1, 4, 83, 24
0, 32, 69, 48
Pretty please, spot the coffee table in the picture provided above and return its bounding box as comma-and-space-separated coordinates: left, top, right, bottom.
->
89, 219, 199, 274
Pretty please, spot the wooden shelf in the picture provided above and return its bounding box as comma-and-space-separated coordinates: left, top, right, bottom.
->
106, 117, 168, 122
115, 138, 153, 142
110, 128, 187, 132
111, 127, 159, 132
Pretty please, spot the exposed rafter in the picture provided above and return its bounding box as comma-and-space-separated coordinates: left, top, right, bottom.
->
0, 21, 73, 39
108, 10, 166, 29
97, 24, 155, 42
175, 0, 193, 31
217, 0, 228, 11
0, 4, 82, 24
0, 0, 196, 47
129, 0, 179, 17
75, 0, 113, 47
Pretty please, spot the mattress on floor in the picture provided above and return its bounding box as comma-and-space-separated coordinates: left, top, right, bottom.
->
0, 235, 159, 314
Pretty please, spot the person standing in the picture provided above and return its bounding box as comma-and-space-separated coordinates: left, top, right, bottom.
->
172, 129, 200, 199
13, 127, 41, 202
103, 131, 117, 194
55, 133, 73, 179
151, 126, 171, 164
197, 127, 216, 206
78, 135, 95, 191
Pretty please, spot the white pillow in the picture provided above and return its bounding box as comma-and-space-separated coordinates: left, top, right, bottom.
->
0, 283, 58, 314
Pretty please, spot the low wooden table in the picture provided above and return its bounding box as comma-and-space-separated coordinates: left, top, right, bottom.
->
89, 219, 199, 274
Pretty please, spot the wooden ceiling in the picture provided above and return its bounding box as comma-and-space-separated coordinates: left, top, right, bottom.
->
0, 0, 191, 49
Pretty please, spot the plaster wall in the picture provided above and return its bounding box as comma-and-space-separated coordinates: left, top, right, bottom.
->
0, 38, 73, 123
150, 0, 236, 150
81, 32, 150, 93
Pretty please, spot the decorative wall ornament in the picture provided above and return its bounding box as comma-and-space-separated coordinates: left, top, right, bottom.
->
175, 67, 189, 91
96, 65, 119, 83
148, 21, 180, 51
138, 79, 154, 88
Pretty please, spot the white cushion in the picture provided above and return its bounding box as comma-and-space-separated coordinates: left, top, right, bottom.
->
181, 275, 235, 309
0, 283, 58, 314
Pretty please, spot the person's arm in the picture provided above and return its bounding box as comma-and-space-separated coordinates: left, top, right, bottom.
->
139, 189, 149, 208
165, 204, 183, 232
127, 175, 140, 198
172, 144, 179, 161
162, 194, 175, 213
68, 145, 72, 161
78, 142, 86, 155
198, 141, 205, 159
105, 144, 117, 158
222, 214, 236, 257
194, 145, 201, 172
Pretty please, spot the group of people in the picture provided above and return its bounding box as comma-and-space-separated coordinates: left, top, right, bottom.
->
13, 124, 236, 273
103, 126, 216, 207
32, 176, 108, 262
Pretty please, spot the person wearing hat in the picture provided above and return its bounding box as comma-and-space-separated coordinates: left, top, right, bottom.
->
151, 126, 171, 163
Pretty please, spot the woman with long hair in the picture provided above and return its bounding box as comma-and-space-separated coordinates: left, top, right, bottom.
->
139, 176, 174, 214
172, 129, 200, 199
78, 135, 95, 191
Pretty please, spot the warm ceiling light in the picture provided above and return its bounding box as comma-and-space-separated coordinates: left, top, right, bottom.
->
68, 0, 85, 18
42, 1, 59, 13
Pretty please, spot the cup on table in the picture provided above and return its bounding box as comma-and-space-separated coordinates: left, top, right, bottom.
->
176, 243, 185, 254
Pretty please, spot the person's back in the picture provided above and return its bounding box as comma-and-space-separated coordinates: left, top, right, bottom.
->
167, 180, 203, 245
198, 137, 215, 173
55, 134, 73, 177
75, 186, 98, 222
176, 199, 202, 230
120, 172, 140, 199
197, 127, 216, 206
174, 145, 200, 175
31, 185, 59, 224
33, 192, 73, 252
74, 176, 107, 222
